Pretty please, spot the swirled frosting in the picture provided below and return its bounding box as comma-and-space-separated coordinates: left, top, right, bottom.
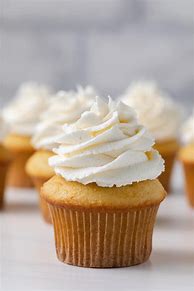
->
3, 82, 52, 136
121, 82, 181, 141
32, 86, 97, 150
181, 110, 194, 145
49, 96, 164, 187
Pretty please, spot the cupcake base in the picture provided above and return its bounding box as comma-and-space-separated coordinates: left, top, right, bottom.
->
158, 151, 176, 193
3, 134, 34, 188
26, 150, 55, 223
154, 139, 179, 193
0, 161, 10, 209
7, 151, 33, 188
182, 161, 194, 207
42, 176, 166, 268
32, 176, 52, 223
49, 204, 159, 268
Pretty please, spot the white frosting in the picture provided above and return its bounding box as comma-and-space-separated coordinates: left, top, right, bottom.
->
3, 82, 52, 136
32, 86, 97, 150
49, 96, 164, 187
0, 114, 8, 143
121, 82, 181, 141
182, 110, 194, 145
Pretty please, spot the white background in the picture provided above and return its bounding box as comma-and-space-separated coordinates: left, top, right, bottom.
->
0, 0, 194, 109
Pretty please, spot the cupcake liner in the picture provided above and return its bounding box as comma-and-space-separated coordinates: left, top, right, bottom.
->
158, 151, 177, 193
182, 161, 194, 207
7, 151, 33, 188
32, 176, 52, 223
0, 161, 10, 209
48, 204, 159, 268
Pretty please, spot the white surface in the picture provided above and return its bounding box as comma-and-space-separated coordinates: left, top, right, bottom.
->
0, 172, 194, 291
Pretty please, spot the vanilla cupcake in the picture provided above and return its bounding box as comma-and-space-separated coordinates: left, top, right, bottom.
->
0, 115, 11, 208
3, 82, 51, 187
41, 96, 166, 268
26, 86, 97, 222
121, 81, 181, 192
179, 110, 194, 207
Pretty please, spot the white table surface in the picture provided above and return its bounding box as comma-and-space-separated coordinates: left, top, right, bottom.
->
0, 165, 194, 291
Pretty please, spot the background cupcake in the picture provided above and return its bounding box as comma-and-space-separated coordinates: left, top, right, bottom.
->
121, 81, 181, 192
179, 110, 194, 207
26, 86, 97, 222
3, 82, 52, 187
0, 115, 11, 208
42, 96, 166, 268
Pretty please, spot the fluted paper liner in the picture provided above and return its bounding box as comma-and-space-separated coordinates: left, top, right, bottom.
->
32, 176, 52, 223
158, 151, 177, 193
48, 204, 159, 268
7, 151, 33, 187
182, 161, 194, 207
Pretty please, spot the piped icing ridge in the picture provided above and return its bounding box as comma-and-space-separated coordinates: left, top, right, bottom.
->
49, 96, 164, 187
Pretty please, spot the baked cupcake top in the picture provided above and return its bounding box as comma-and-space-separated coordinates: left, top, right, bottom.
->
32, 86, 97, 150
49, 96, 164, 187
181, 109, 194, 145
3, 82, 52, 137
121, 81, 181, 142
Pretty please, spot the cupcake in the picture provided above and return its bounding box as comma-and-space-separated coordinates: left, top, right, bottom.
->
41, 96, 166, 268
179, 110, 194, 207
3, 82, 51, 187
0, 115, 11, 208
121, 81, 181, 192
26, 86, 97, 222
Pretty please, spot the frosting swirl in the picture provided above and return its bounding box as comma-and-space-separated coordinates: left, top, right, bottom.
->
32, 86, 97, 150
121, 82, 181, 141
181, 110, 194, 145
3, 82, 52, 136
49, 96, 164, 187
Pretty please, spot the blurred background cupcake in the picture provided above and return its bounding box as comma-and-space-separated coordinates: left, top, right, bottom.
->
2, 82, 52, 188
26, 85, 97, 222
0, 115, 11, 208
179, 110, 194, 207
120, 81, 181, 192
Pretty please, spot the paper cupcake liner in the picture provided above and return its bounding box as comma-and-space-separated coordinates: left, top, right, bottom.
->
32, 176, 52, 223
0, 161, 10, 209
182, 161, 194, 207
48, 204, 159, 268
158, 151, 177, 193
7, 151, 33, 188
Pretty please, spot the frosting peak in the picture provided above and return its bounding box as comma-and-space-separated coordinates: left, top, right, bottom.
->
49, 96, 164, 187
32, 86, 97, 150
121, 81, 181, 141
76, 85, 97, 103
3, 82, 52, 136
